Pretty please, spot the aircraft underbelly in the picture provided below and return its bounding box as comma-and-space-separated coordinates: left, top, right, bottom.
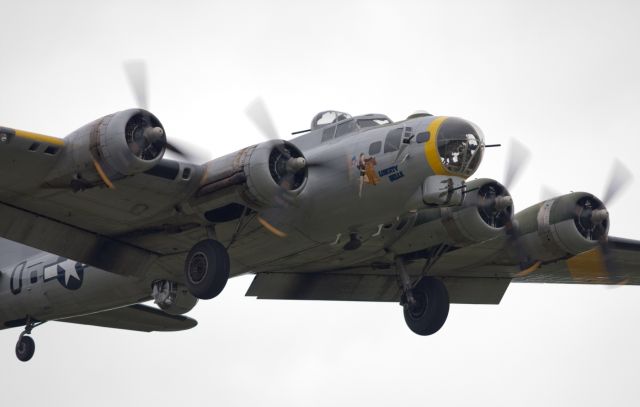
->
228, 222, 388, 275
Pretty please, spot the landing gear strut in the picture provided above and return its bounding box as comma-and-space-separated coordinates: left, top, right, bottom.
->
184, 239, 230, 300
15, 317, 44, 362
397, 257, 450, 336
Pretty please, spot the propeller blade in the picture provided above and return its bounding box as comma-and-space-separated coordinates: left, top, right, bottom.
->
505, 217, 538, 272
503, 138, 531, 189
123, 60, 149, 110
245, 97, 280, 141
602, 159, 633, 205
540, 185, 561, 201
165, 140, 210, 164
598, 160, 633, 284
497, 140, 536, 272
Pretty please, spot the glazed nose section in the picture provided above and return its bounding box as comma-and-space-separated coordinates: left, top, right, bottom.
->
426, 117, 485, 179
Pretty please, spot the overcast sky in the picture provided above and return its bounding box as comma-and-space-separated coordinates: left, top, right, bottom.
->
1, 1, 640, 406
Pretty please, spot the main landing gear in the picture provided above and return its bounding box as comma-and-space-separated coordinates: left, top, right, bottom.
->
184, 239, 230, 300
396, 257, 450, 336
15, 317, 44, 362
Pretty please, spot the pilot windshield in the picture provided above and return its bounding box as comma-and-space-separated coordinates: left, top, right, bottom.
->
437, 118, 484, 177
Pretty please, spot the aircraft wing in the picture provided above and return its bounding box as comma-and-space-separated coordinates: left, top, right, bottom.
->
58, 304, 197, 332
246, 236, 640, 305
0, 125, 206, 277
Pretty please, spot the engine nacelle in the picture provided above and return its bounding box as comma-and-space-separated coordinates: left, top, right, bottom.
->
46, 109, 166, 189
244, 140, 307, 206
151, 280, 198, 315
195, 140, 308, 209
390, 178, 513, 252
514, 192, 608, 261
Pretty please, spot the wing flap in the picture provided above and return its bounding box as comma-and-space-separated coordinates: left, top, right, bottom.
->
58, 304, 197, 332
246, 272, 511, 305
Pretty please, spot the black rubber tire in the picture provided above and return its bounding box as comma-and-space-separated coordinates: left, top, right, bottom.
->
16, 335, 35, 362
403, 277, 450, 336
184, 239, 230, 300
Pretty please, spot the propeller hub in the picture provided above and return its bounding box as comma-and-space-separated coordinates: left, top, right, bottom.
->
286, 157, 306, 172
144, 126, 164, 144
591, 208, 609, 225
475, 182, 513, 228
574, 195, 609, 241
268, 142, 307, 191
125, 112, 166, 161
494, 195, 513, 211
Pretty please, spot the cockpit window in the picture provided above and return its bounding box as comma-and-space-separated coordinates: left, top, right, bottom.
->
357, 118, 391, 128
311, 111, 352, 129
321, 126, 335, 142
384, 128, 403, 153
437, 118, 484, 177
335, 119, 357, 138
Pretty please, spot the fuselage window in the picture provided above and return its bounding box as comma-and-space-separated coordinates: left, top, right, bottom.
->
321, 126, 335, 142
335, 119, 357, 138
416, 132, 430, 143
30, 269, 38, 284
368, 141, 382, 155
10, 261, 26, 295
384, 128, 403, 153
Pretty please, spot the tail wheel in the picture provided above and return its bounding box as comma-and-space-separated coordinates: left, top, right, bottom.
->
403, 277, 450, 336
184, 240, 230, 300
15, 335, 35, 362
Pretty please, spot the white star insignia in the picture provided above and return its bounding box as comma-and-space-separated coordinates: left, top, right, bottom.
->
59, 260, 81, 286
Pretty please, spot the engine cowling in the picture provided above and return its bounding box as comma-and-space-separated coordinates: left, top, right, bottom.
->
152, 280, 198, 315
196, 139, 308, 209
513, 192, 608, 261
244, 140, 307, 206
390, 178, 514, 252
46, 109, 166, 189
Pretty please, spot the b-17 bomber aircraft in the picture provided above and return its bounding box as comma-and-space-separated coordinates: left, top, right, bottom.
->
1, 61, 639, 362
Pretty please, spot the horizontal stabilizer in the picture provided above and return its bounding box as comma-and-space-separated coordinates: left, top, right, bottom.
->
58, 304, 197, 332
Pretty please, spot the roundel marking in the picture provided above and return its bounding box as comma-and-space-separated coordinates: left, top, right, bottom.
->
55, 260, 86, 290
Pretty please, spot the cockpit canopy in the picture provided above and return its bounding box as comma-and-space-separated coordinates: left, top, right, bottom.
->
311, 111, 352, 129
436, 117, 484, 177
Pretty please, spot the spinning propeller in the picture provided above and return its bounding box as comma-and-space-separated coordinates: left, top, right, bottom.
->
503, 138, 531, 190
581, 160, 632, 284
536, 159, 632, 284
123, 60, 205, 163
496, 139, 541, 273
245, 97, 313, 179
469, 139, 530, 234
244, 97, 312, 237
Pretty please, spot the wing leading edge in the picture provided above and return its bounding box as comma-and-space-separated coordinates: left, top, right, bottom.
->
514, 236, 640, 285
